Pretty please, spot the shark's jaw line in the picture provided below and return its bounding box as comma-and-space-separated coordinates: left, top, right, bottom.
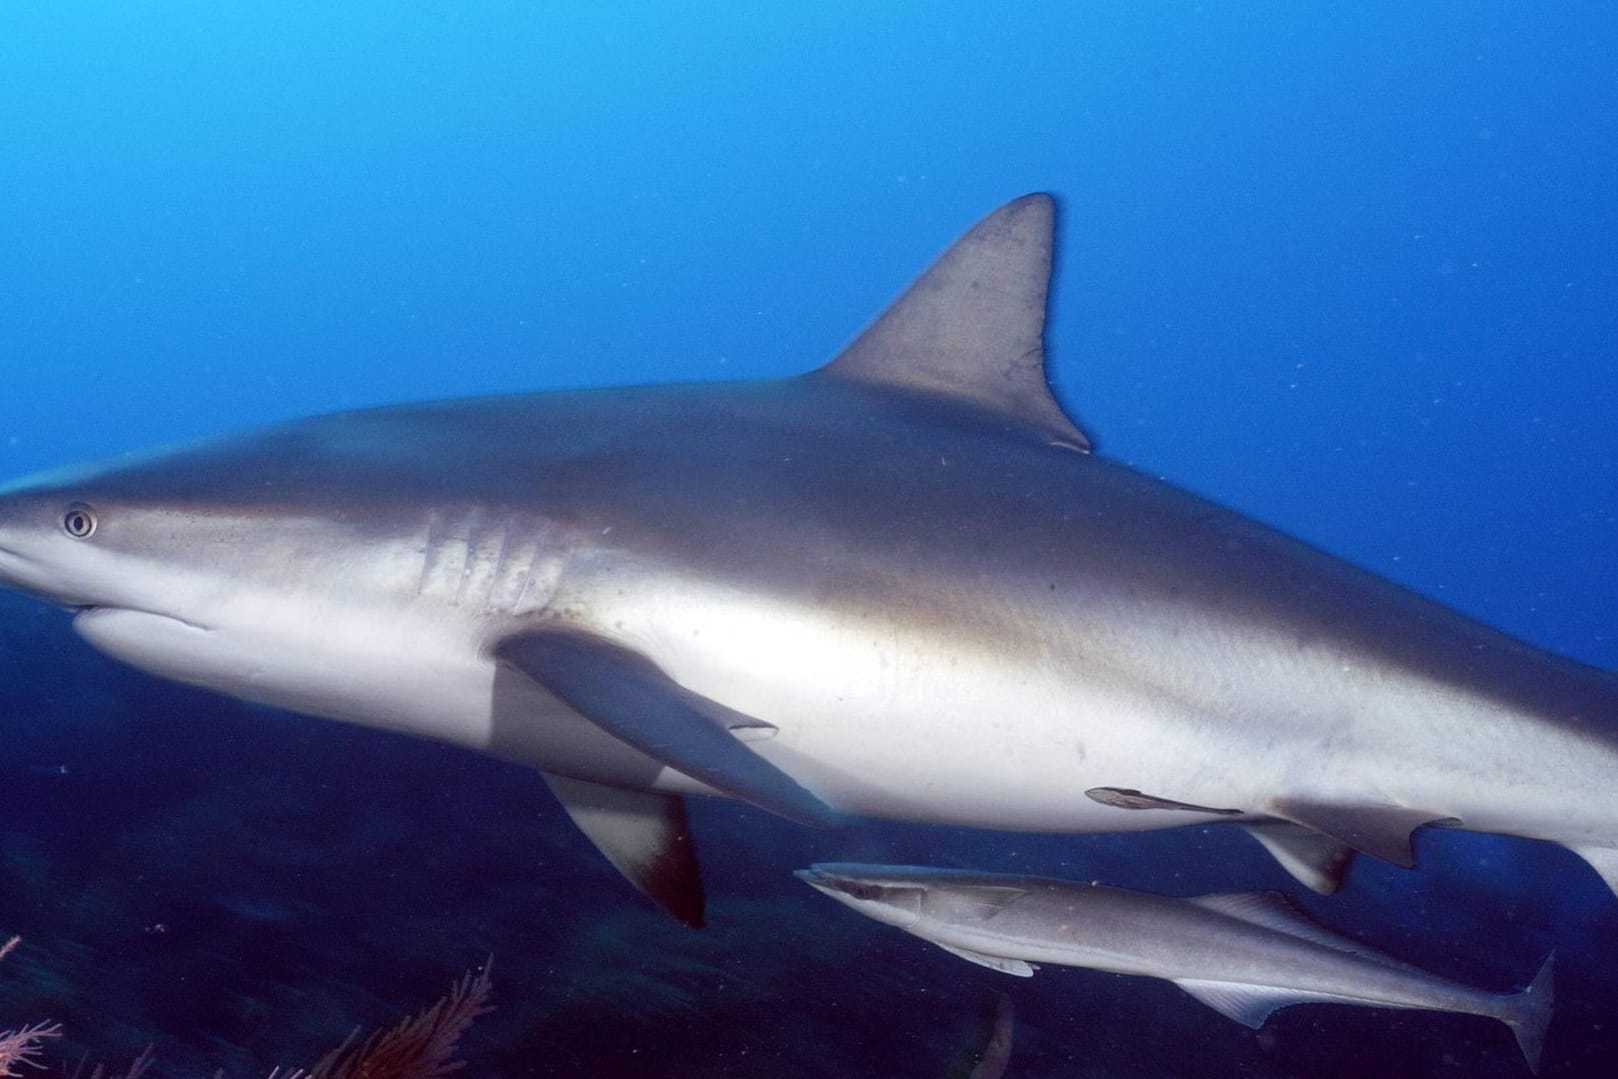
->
76, 605, 211, 633
0, 194, 1614, 929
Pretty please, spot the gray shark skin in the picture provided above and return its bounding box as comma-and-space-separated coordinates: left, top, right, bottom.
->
797, 863, 1555, 1072
1, 195, 1616, 925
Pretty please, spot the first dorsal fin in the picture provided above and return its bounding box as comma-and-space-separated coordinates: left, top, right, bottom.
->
1186, 892, 1418, 971
818, 194, 1090, 451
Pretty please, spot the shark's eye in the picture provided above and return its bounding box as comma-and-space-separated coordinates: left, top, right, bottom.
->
62, 504, 98, 539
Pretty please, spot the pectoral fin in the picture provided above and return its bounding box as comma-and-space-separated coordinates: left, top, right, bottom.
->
543, 773, 705, 927
934, 943, 1037, 978
497, 629, 839, 828
1268, 798, 1456, 868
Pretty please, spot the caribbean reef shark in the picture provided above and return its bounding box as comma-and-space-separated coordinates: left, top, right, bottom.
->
797, 863, 1554, 1072
0, 195, 1614, 925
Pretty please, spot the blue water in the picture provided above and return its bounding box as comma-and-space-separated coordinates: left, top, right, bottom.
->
1, 4, 1614, 1075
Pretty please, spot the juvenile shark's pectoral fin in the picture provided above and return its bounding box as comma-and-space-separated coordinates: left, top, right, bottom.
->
543, 773, 705, 927
934, 943, 1037, 978
1241, 820, 1356, 894
818, 193, 1091, 451
497, 629, 840, 828
1172, 979, 1329, 1029
1085, 786, 1242, 815
1268, 798, 1457, 868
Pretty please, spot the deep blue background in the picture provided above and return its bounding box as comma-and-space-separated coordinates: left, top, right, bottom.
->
1, 4, 1614, 1076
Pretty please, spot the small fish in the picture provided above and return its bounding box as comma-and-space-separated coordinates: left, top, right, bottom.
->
798, 863, 1554, 1072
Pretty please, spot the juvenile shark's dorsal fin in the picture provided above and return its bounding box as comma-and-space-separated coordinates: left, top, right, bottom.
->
1187, 891, 1419, 971
819, 194, 1091, 451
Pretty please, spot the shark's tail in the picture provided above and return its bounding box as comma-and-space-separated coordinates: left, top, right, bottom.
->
1500, 951, 1555, 1075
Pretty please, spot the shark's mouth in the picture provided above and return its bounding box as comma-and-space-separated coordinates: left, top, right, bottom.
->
0, 549, 96, 609
74, 605, 212, 634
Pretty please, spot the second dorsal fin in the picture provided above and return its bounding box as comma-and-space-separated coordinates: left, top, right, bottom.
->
818, 194, 1090, 451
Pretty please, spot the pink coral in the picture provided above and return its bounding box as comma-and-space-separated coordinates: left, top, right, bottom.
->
0, 1019, 63, 1077
3, 935, 491, 1078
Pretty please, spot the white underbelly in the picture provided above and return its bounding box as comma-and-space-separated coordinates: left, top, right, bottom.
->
72, 594, 722, 791
79, 565, 1545, 842
593, 583, 1281, 830
75, 601, 501, 748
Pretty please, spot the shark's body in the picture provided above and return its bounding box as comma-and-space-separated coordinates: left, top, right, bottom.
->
0, 195, 1615, 924
797, 863, 1554, 1072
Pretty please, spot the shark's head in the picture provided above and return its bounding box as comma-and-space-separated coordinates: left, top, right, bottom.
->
793, 863, 936, 929
2, 421, 374, 603
0, 463, 123, 610
0, 452, 254, 698
0, 446, 271, 633
0, 412, 488, 710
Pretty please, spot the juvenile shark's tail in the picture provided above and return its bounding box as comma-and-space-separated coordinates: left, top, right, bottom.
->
1501, 952, 1555, 1074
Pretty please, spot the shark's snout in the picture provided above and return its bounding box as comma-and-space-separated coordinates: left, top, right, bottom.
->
796, 864, 905, 902
796, 865, 862, 897
793, 866, 841, 898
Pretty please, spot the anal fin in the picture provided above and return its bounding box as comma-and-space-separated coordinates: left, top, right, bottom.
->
1268, 798, 1456, 868
1173, 979, 1340, 1029
544, 773, 705, 927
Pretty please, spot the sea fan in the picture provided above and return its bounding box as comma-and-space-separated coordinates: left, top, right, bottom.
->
0, 1019, 63, 1077
0, 935, 62, 1078
272, 963, 494, 1079
3, 935, 492, 1078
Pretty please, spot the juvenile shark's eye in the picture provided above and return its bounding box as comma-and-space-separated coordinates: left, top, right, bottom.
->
62, 504, 97, 539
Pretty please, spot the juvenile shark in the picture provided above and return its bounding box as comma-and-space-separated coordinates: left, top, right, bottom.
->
796, 863, 1554, 1072
0, 195, 1615, 925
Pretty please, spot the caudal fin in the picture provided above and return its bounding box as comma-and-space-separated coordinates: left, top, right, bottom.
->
1503, 952, 1555, 1074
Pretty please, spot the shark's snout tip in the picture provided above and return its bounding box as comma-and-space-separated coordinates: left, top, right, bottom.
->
794, 866, 836, 892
